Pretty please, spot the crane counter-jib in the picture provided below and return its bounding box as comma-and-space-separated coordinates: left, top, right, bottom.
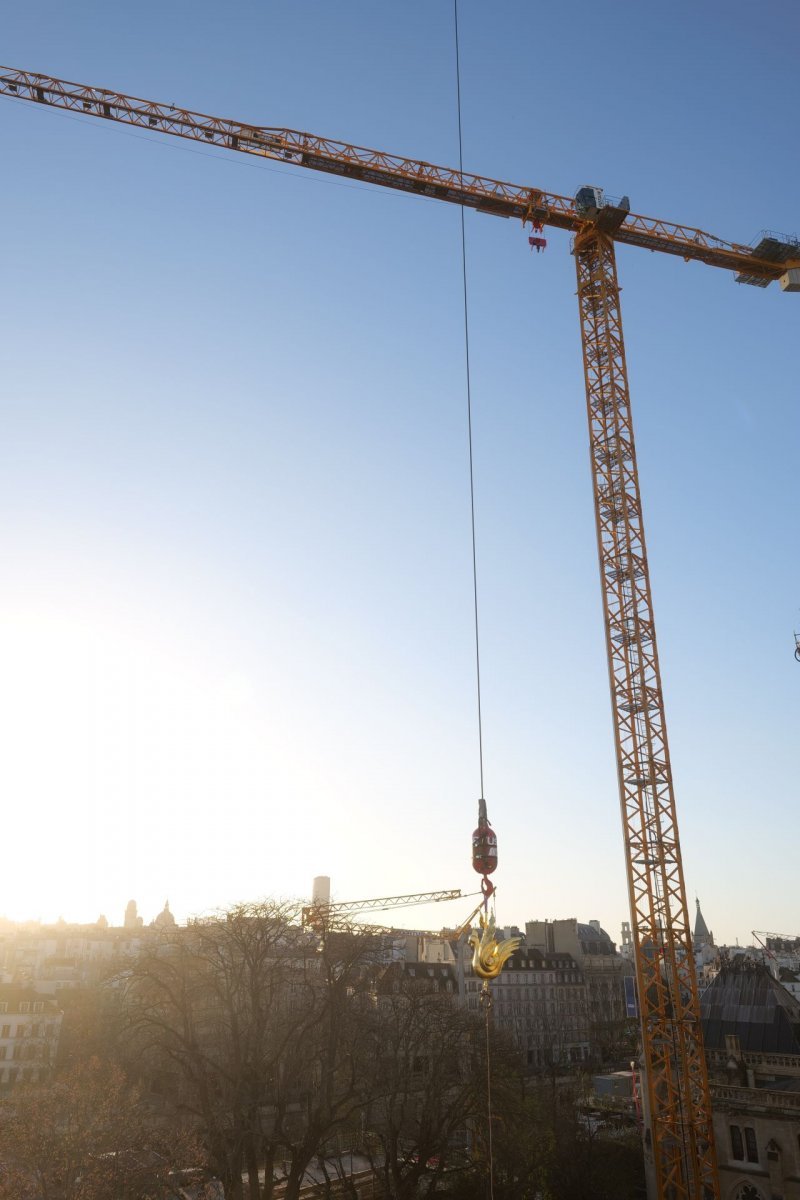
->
1, 64, 797, 285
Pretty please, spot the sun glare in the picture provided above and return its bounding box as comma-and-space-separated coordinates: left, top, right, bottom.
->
0, 604, 276, 924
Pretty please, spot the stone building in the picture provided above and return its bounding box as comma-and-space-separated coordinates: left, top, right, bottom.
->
401, 931, 591, 1069
525, 918, 634, 1060
0, 915, 159, 995
701, 958, 800, 1200
0, 985, 62, 1093
458, 942, 591, 1069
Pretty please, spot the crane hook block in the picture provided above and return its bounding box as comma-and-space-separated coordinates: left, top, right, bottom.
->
472, 819, 498, 877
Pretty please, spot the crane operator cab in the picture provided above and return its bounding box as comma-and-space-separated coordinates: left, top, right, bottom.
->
575, 185, 605, 218
575, 185, 631, 233
794, 631, 800, 662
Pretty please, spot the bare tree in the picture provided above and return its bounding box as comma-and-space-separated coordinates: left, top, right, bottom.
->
121, 903, 383, 1200
354, 969, 488, 1200
0, 1057, 202, 1200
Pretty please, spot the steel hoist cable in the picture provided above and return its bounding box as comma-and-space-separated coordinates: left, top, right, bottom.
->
454, 9, 497, 1200
454, 0, 485, 811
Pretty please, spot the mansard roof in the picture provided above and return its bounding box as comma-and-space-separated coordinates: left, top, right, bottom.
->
700, 959, 800, 1055
576, 923, 615, 955
0, 985, 61, 1014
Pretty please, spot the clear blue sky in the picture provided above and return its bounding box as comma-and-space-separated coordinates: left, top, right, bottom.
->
1, 2, 797, 945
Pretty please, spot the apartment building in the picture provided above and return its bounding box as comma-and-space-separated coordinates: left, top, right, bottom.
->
0, 986, 63, 1093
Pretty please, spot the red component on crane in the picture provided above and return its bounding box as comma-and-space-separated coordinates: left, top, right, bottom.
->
528, 219, 546, 252
472, 818, 497, 877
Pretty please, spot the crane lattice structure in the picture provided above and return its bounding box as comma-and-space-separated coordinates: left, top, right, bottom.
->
752, 930, 800, 955
301, 888, 463, 932
3, 64, 799, 1200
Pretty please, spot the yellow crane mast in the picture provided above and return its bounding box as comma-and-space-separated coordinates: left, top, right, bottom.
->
3, 65, 798, 1200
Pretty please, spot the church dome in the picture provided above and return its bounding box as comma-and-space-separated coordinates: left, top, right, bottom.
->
153, 900, 177, 929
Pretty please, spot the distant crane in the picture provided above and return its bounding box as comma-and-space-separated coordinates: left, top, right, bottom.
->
3, 64, 799, 1200
752, 930, 800, 958
301, 888, 464, 932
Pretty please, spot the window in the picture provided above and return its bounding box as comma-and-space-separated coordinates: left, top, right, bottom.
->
725, 1033, 742, 1058
1, 1025, 9, 1039
730, 1125, 744, 1160
744, 1127, 758, 1163
734, 1186, 765, 1200
0, 1047, 6, 1060
18, 1002, 30, 1014
0, 1003, 7, 1014
33, 1002, 44, 1014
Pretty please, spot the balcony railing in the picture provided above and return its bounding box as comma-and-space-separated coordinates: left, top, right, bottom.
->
707, 1048, 800, 1076
711, 1082, 800, 1113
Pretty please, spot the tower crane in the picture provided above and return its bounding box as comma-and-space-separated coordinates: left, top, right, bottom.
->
751, 932, 800, 985
752, 930, 800, 956
3, 64, 799, 1200
301, 888, 464, 932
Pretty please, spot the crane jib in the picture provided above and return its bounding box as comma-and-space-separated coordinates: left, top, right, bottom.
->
298, 152, 515, 212
2, 65, 797, 284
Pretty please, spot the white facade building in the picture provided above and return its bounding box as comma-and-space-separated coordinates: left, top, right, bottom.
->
0, 986, 62, 1093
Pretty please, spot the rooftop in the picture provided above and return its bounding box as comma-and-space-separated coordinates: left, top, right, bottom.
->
700, 959, 800, 1055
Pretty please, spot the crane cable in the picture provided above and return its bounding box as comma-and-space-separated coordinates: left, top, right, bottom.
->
454, 7, 495, 1199
454, 0, 485, 809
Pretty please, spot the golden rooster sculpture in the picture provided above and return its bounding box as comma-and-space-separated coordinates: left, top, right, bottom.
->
468, 910, 522, 980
